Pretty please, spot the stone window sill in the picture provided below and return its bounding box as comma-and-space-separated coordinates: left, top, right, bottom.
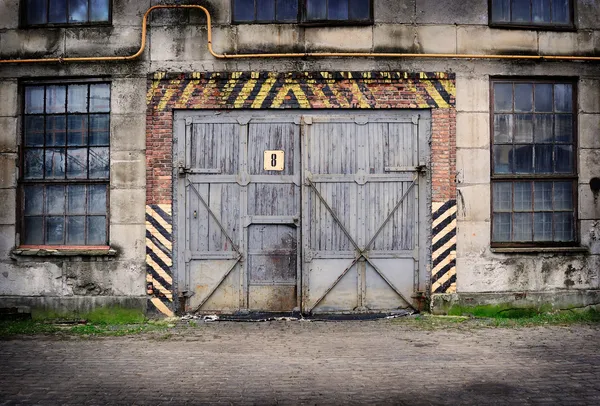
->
11, 246, 117, 257
491, 247, 589, 254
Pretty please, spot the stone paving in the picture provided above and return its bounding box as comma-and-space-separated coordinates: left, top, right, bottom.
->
1, 320, 600, 405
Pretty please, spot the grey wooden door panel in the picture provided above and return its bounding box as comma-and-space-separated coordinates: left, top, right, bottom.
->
190, 123, 239, 174
247, 184, 298, 216
302, 112, 429, 313
175, 111, 429, 314
187, 183, 240, 253
248, 122, 297, 176
178, 113, 301, 313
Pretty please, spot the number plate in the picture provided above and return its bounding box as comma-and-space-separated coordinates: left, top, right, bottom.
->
264, 150, 284, 171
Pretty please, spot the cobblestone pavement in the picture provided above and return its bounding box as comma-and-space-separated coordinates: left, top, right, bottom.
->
1, 320, 600, 405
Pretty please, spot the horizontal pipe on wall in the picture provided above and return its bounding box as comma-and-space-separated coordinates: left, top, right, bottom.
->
0, 4, 599, 64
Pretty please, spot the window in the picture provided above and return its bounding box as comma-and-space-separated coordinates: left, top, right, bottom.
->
22, 0, 110, 26
232, 0, 372, 24
491, 79, 577, 246
20, 82, 110, 246
489, 0, 573, 28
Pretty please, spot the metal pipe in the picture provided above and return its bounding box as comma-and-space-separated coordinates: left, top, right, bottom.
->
1, 4, 599, 64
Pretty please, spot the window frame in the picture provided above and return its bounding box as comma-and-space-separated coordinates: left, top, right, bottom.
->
230, 0, 374, 26
20, 0, 113, 28
488, 0, 576, 31
489, 77, 579, 248
18, 78, 111, 248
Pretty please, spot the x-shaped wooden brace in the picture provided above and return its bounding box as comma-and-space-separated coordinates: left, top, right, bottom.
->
186, 179, 243, 313
306, 177, 417, 313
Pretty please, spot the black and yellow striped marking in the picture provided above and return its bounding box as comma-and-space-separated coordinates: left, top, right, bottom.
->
431, 200, 457, 294
146, 204, 175, 317
147, 71, 456, 112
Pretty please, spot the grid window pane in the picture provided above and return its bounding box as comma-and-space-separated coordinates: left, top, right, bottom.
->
68, 115, 89, 146
554, 84, 572, 112
89, 84, 111, 113
533, 114, 553, 143
66, 216, 86, 245
306, 0, 327, 19
46, 86, 66, 114
554, 114, 572, 143
551, 0, 570, 23
493, 145, 513, 174
514, 114, 534, 143
277, 0, 298, 21
46, 216, 65, 245
22, 83, 110, 246
233, 0, 255, 21
68, 85, 88, 113
553, 182, 573, 210
67, 185, 86, 214
492, 0, 510, 22
26, 0, 48, 25
329, 0, 349, 20
67, 148, 88, 179
24, 116, 45, 147
493, 182, 512, 211
554, 212, 573, 241
534, 84, 553, 112
534, 145, 553, 173
514, 182, 532, 211
46, 185, 65, 215
24, 186, 44, 215
25, 87, 45, 114
88, 185, 107, 214
69, 0, 88, 23
89, 147, 110, 179
45, 148, 66, 179
491, 79, 576, 245
512, 0, 531, 22
514, 84, 533, 112
46, 116, 67, 146
24, 149, 44, 179
90, 0, 110, 22
493, 213, 512, 242
494, 83, 513, 112
494, 114, 513, 143
87, 216, 107, 245
491, 0, 572, 25
493, 213, 512, 241
49, 0, 68, 23
532, 0, 551, 22
534, 182, 553, 211
89, 114, 110, 145
555, 145, 573, 173
256, 0, 275, 20
514, 145, 533, 173
24, 217, 44, 245
513, 213, 533, 241
534, 212, 553, 241
349, 0, 370, 20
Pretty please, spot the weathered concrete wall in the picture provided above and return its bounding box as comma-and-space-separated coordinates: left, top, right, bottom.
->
0, 0, 599, 314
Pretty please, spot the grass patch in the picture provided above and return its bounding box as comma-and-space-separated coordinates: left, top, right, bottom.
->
392, 308, 600, 329
0, 308, 172, 338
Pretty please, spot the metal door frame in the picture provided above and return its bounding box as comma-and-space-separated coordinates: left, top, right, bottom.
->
173, 110, 431, 314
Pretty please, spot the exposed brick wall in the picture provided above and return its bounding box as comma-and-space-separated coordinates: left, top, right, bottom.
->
145, 71, 457, 205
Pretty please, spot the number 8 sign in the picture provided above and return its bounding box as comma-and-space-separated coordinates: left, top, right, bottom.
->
263, 150, 285, 171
